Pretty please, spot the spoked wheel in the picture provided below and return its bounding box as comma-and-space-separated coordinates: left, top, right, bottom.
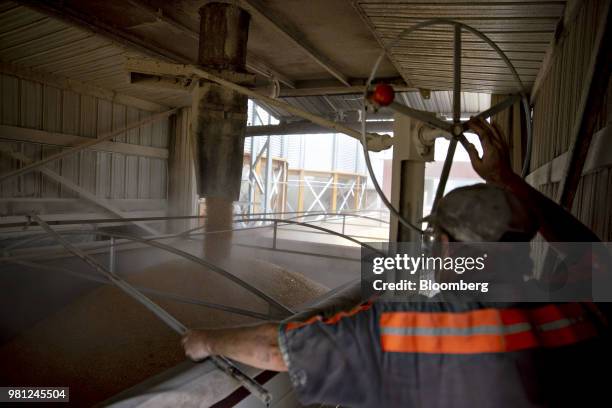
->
361, 18, 532, 234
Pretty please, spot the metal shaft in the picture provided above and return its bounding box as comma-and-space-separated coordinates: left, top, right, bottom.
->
431, 24, 461, 213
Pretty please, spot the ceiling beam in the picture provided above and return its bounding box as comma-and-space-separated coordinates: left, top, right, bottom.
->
21, 0, 189, 63
239, 0, 351, 86
246, 121, 393, 136
126, 63, 413, 97
256, 77, 414, 97
126, 0, 295, 88
21, 0, 296, 89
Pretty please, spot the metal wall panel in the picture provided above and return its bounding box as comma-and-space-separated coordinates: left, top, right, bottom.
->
530, 0, 611, 239
336, 136, 358, 173
531, 0, 605, 169
0, 73, 169, 210
286, 135, 303, 169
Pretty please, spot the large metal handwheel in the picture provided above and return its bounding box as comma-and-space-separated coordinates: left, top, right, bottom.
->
361, 18, 532, 234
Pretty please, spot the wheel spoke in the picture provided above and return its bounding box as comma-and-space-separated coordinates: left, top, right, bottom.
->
431, 24, 462, 214
462, 94, 520, 131
453, 24, 461, 124
432, 138, 458, 212
388, 102, 452, 133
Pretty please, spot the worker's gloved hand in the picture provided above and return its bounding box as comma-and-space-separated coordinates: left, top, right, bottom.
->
182, 329, 212, 361
464, 117, 518, 186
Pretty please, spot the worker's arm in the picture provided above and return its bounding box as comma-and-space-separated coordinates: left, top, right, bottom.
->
181, 323, 288, 372
464, 117, 599, 242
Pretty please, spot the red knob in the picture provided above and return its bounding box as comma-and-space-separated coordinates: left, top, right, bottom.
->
372, 83, 395, 106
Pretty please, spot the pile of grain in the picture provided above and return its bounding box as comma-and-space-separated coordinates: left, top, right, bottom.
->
0, 254, 327, 406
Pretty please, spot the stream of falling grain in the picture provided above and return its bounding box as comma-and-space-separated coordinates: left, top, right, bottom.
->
203, 196, 234, 261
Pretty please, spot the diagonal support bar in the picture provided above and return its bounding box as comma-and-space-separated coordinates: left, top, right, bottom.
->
0, 108, 178, 185
461, 94, 521, 132
0, 148, 160, 235
190, 65, 392, 150
388, 102, 452, 133
30, 215, 272, 405
125, 58, 392, 151
239, 0, 349, 86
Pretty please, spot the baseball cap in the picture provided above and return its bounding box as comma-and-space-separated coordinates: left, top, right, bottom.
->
422, 183, 539, 242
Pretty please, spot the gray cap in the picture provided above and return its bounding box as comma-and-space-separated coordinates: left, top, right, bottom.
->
423, 183, 538, 242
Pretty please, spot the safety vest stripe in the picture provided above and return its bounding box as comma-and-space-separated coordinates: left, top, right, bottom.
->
381, 333, 538, 354
285, 302, 372, 332
380, 303, 601, 354
380, 309, 502, 329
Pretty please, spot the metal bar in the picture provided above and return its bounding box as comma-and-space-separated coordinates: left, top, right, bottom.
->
453, 25, 462, 124
128, 0, 291, 90
97, 231, 293, 315
244, 218, 384, 255
342, 214, 346, 235
338, 180, 356, 212
431, 25, 462, 213
0, 148, 160, 235
3, 220, 293, 315
6, 258, 275, 321
556, 2, 612, 207
305, 176, 333, 213
247, 106, 257, 215
2, 218, 383, 267
0, 108, 178, 185
109, 237, 116, 273
265, 135, 272, 213
0, 209, 384, 229
520, 97, 533, 178
388, 102, 452, 133
461, 94, 520, 131
188, 66, 392, 152
272, 220, 277, 249
239, 0, 349, 86
250, 138, 269, 175
3, 210, 389, 255
28, 215, 272, 405
31, 215, 187, 333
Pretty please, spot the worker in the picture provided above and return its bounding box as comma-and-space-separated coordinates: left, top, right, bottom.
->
182, 118, 609, 407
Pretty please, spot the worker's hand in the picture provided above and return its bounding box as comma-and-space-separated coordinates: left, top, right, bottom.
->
464, 117, 518, 186
182, 329, 213, 362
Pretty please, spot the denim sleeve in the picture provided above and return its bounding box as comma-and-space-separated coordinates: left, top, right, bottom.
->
277, 303, 382, 407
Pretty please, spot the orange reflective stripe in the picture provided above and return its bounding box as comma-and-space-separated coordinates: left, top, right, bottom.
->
285, 302, 373, 332
380, 303, 600, 354
381, 333, 537, 354
380, 309, 502, 329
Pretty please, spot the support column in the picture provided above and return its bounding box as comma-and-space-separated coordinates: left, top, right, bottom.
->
389, 114, 428, 243
193, 2, 251, 259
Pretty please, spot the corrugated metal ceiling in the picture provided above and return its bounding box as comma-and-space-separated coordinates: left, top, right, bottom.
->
2, 1, 556, 121
352, 0, 566, 93
0, 1, 190, 108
